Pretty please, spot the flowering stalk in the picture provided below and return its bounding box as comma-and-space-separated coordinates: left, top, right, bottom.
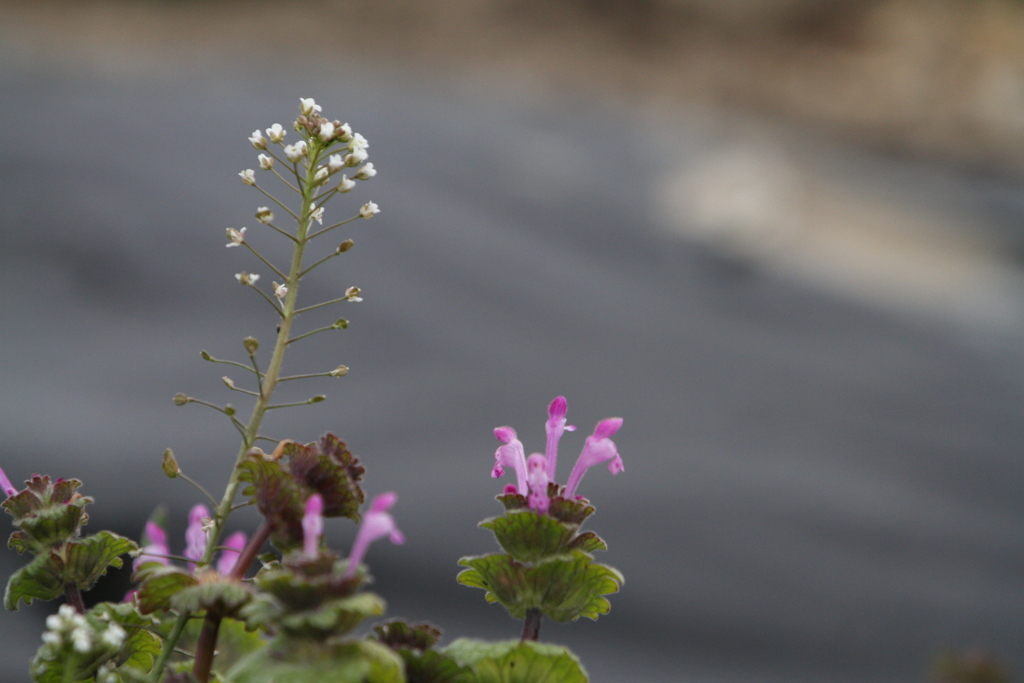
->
150, 98, 379, 683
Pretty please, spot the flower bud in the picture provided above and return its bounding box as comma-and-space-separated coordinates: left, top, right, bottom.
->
328, 154, 344, 173
337, 239, 354, 253
308, 395, 326, 404
360, 202, 379, 219
318, 121, 335, 142
162, 449, 180, 478
255, 207, 274, 224
173, 393, 189, 406
239, 169, 256, 186
242, 337, 259, 355
265, 123, 286, 143
200, 350, 213, 361
354, 163, 376, 180
337, 175, 355, 193
337, 122, 353, 141
344, 148, 368, 166
272, 282, 287, 303
222, 376, 235, 389
332, 318, 349, 329
330, 365, 349, 377
344, 286, 362, 302
249, 129, 267, 150
225, 404, 236, 416
258, 154, 274, 170
314, 166, 329, 184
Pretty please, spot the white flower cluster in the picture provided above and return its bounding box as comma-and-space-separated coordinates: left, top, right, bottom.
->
41, 605, 126, 656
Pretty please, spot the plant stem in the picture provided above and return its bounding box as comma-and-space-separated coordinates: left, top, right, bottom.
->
64, 583, 85, 615
521, 608, 542, 642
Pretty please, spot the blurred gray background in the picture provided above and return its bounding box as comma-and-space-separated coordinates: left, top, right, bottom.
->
2, 1, 1024, 681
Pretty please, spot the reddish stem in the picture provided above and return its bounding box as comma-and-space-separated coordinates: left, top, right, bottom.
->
64, 583, 86, 615
521, 608, 542, 642
192, 522, 271, 682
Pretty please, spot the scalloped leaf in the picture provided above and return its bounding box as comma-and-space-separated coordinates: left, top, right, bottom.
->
5, 550, 64, 610
92, 602, 161, 677
480, 512, 576, 563
225, 637, 403, 683
546, 496, 594, 526
567, 531, 606, 555
3, 476, 88, 519
373, 619, 442, 651
169, 572, 252, 616
289, 434, 365, 520
274, 591, 386, 639
134, 564, 198, 615
444, 639, 587, 683
397, 649, 474, 683
253, 555, 361, 611
457, 551, 622, 622
495, 492, 528, 512
238, 454, 306, 551
64, 531, 138, 590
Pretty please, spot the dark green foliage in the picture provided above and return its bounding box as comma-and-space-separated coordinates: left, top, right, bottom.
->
444, 639, 588, 683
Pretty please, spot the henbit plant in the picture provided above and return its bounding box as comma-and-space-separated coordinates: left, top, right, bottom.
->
1, 98, 625, 683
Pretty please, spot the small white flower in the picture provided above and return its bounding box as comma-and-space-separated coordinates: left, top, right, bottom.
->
314, 166, 329, 184
255, 207, 273, 224
299, 97, 322, 116
344, 148, 368, 166
330, 365, 349, 377
58, 605, 77, 619
71, 628, 92, 653
344, 286, 363, 302
248, 129, 267, 150
41, 631, 62, 646
354, 163, 376, 180
348, 133, 369, 152
239, 169, 256, 186
309, 203, 324, 224
328, 154, 344, 173
338, 122, 353, 140
318, 121, 335, 142
46, 614, 63, 631
360, 202, 379, 218
235, 272, 260, 286
266, 123, 286, 143
284, 141, 307, 163
258, 154, 274, 170
337, 175, 355, 193
101, 624, 126, 648
226, 227, 246, 247
273, 282, 288, 302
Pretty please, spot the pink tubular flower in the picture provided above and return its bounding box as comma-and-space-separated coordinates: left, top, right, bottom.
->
184, 504, 210, 570
544, 396, 576, 481
302, 494, 324, 558
134, 521, 171, 571
217, 531, 247, 575
0, 465, 17, 498
564, 418, 624, 499
526, 454, 551, 514
492, 427, 528, 495
343, 492, 404, 579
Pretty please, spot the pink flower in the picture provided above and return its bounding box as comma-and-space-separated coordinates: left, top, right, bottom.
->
0, 465, 17, 498
492, 427, 528, 495
526, 454, 550, 514
343, 492, 404, 579
302, 494, 324, 558
134, 520, 171, 571
217, 531, 247, 575
544, 396, 575, 481
184, 504, 210, 570
564, 418, 624, 499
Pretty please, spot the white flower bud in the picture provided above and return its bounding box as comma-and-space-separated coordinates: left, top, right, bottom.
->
344, 148, 368, 166
222, 376, 235, 389
46, 615, 63, 631
328, 154, 344, 173
249, 129, 267, 150
284, 141, 307, 163
330, 365, 349, 377
225, 227, 246, 248
318, 121, 335, 142
258, 154, 274, 170
359, 201, 379, 219
337, 175, 355, 193
239, 169, 256, 185
58, 605, 77, 619
345, 286, 363, 302
314, 166, 329, 184
235, 272, 260, 286
354, 163, 376, 180
256, 207, 273, 224
41, 631, 62, 646
299, 97, 322, 116
266, 123, 286, 143
337, 122, 353, 141
101, 624, 126, 648
71, 628, 92, 653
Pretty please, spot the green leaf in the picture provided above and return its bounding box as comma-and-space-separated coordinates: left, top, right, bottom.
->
169, 573, 252, 616
92, 602, 161, 677
237, 455, 306, 552
225, 638, 402, 683
444, 639, 587, 683
289, 434, 365, 520
546, 496, 594, 527
134, 564, 198, 615
456, 551, 623, 622
5, 551, 64, 610
480, 512, 576, 563
274, 592, 386, 639
64, 531, 138, 591
567, 531, 606, 555
398, 649, 474, 683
